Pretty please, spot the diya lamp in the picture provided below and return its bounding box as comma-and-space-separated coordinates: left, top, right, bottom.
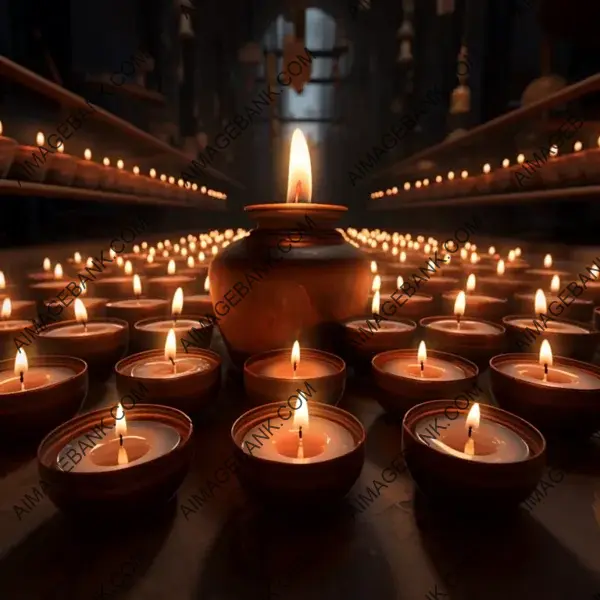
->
0, 296, 35, 319
142, 251, 163, 275
0, 298, 35, 360
44, 141, 77, 186
92, 259, 139, 300
29, 263, 72, 305
106, 274, 168, 328
133, 288, 212, 353
460, 252, 495, 275
44, 278, 108, 321
211, 128, 370, 366
230, 396, 365, 506
340, 290, 417, 366
384, 275, 435, 322
433, 251, 462, 278
421, 291, 507, 371
146, 259, 194, 300
27, 257, 55, 282
179, 255, 208, 279
178, 275, 213, 315
73, 149, 102, 189
0, 270, 17, 299
38, 401, 193, 517
115, 328, 221, 417
0, 348, 88, 440
503, 249, 530, 274
441, 274, 508, 323
402, 399, 545, 509
67, 251, 85, 268
502, 289, 600, 361
524, 253, 571, 285
37, 299, 128, 380
244, 340, 346, 407
8, 131, 48, 182
0, 120, 17, 177
513, 276, 593, 323
99, 156, 117, 190
371, 340, 479, 414
477, 259, 531, 301
490, 340, 600, 438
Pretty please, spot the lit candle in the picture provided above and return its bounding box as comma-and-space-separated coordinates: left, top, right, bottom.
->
105, 274, 168, 326
40, 299, 123, 337
183, 275, 214, 315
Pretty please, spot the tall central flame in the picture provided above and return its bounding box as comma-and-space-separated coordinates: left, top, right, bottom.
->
286, 129, 312, 203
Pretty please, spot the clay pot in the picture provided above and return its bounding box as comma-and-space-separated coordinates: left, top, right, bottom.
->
210, 203, 371, 366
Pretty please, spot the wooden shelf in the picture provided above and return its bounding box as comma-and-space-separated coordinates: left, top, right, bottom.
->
369, 72, 600, 181
0, 55, 244, 189
0, 179, 226, 210
369, 184, 600, 210
83, 77, 166, 104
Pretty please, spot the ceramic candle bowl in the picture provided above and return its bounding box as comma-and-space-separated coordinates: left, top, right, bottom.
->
37, 318, 129, 380
115, 348, 221, 417
231, 402, 365, 506
44, 153, 78, 186
441, 291, 508, 323
37, 404, 193, 518
183, 294, 214, 316
502, 315, 600, 361
0, 284, 18, 299
512, 292, 594, 324
0, 319, 37, 361
244, 348, 346, 406
29, 279, 73, 305
420, 316, 507, 371
9, 145, 48, 182
3, 300, 36, 319
146, 276, 195, 300
132, 315, 212, 353
371, 349, 479, 415
106, 298, 169, 328
0, 355, 88, 441
402, 400, 546, 509
386, 293, 436, 322
490, 353, 600, 437
91, 276, 141, 301
44, 297, 109, 322
477, 277, 531, 302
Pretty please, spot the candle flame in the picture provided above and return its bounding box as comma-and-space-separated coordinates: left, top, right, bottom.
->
399, 252, 406, 263
417, 340, 427, 364
508, 250, 516, 262
543, 254, 552, 269
103, 157, 110, 166
74, 298, 88, 323
187, 256, 194, 268
117, 159, 124, 170
167, 260, 176, 275
454, 291, 466, 317
165, 328, 177, 362
73, 251, 81, 263
372, 275, 381, 293
57, 142, 65, 154
1, 297, 11, 318
293, 391, 309, 429
147, 254, 154, 264
54, 263, 63, 279
204, 276, 210, 293
133, 166, 140, 175
483, 163, 491, 174
124, 260, 132, 276
370, 261, 377, 274
515, 247, 522, 257
115, 403, 127, 436
211, 245, 218, 256
0, 121, 2, 136
470, 252, 479, 264
466, 274, 476, 292
534, 289, 547, 315
109, 248, 117, 260
550, 275, 560, 293
150, 168, 156, 178
0, 271, 5, 289
497, 259, 505, 276
371, 290, 380, 315
15, 347, 28, 379
397, 275, 404, 289
291, 340, 300, 371
539, 339, 553, 367
286, 129, 312, 203
36, 131, 44, 146
133, 274, 142, 296
172, 287, 184, 316
466, 402, 480, 429
488, 246, 495, 255
86, 257, 94, 268
43, 257, 51, 272
116, 256, 124, 268
84, 148, 92, 161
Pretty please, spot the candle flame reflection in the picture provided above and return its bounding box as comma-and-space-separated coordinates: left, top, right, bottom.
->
550, 275, 560, 293
497, 259, 505, 276
466, 274, 476, 292
133, 274, 142, 296
172, 287, 184, 316
534, 289, 547, 315
286, 129, 312, 203
543, 254, 552, 269
372, 275, 381, 293
1, 297, 10, 319
204, 276, 210, 293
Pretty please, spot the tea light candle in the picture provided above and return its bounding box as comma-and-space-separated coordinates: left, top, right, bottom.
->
146, 260, 194, 299
26, 258, 54, 281
259, 340, 336, 379
525, 253, 571, 281
135, 288, 198, 334
56, 403, 181, 473
45, 279, 108, 320
428, 291, 503, 335
40, 298, 122, 338
30, 263, 71, 300
0, 297, 32, 332
11, 131, 48, 182
92, 260, 138, 300
106, 274, 168, 326
348, 290, 414, 334
442, 274, 507, 322
0, 296, 35, 319
184, 276, 214, 315
478, 259, 530, 298
415, 402, 530, 463
0, 348, 76, 393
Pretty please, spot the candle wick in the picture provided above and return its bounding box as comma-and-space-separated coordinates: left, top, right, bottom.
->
20, 370, 24, 391
170, 357, 176, 374
83, 320, 87, 333
468, 425, 473, 438
299, 425, 303, 440
119, 434, 123, 447
456, 315, 461, 330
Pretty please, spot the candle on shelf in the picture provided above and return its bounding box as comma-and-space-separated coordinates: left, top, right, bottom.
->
74, 148, 102, 189
244, 340, 346, 406
9, 131, 48, 182
0, 119, 17, 178
29, 262, 72, 302
106, 274, 168, 327
442, 274, 508, 322
45, 139, 78, 186
490, 340, 600, 436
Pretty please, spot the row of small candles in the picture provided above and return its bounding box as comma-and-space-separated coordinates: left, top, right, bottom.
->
370, 137, 597, 198
0, 124, 227, 199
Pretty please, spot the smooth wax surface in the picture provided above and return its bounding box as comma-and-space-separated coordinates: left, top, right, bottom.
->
346, 319, 413, 332
129, 356, 212, 379
41, 322, 124, 337
57, 421, 181, 473
109, 298, 166, 309
427, 319, 502, 335
136, 319, 199, 333
0, 366, 76, 393
415, 413, 530, 463
258, 356, 336, 379
506, 318, 589, 334
497, 360, 600, 390
0, 319, 31, 331
381, 356, 466, 381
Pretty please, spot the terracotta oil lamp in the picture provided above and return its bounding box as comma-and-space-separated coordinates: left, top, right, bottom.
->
146, 259, 194, 300
524, 254, 571, 286
0, 298, 35, 360
0, 120, 17, 177
441, 274, 508, 323
210, 129, 370, 365
92, 259, 139, 300
45, 278, 108, 321
477, 259, 530, 302
8, 131, 48, 182
73, 148, 102, 189
44, 141, 77, 186
29, 263, 72, 305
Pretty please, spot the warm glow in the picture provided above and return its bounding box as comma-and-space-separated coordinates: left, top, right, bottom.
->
543, 254, 552, 269
199, 251, 205, 262
539, 339, 553, 368
470, 252, 479, 264
84, 148, 92, 161
466, 403, 481, 431
36, 131, 45, 146
517, 153, 525, 164
515, 247, 522, 257
116, 256, 124, 268
466, 274, 476, 292
423, 178, 430, 186
150, 168, 157, 178
534, 289, 547, 314
133, 244, 140, 254
167, 260, 176, 275
286, 129, 312, 203
187, 256, 194, 268
447, 171, 455, 180
293, 391, 310, 429
435, 175, 442, 183
397, 275, 404, 289
497, 259, 505, 276
454, 291, 466, 317
74, 298, 88, 323
146, 254, 154, 264
483, 163, 491, 174
103, 157, 110, 167
291, 340, 300, 371
204, 276, 210, 292
86, 257, 94, 268
417, 340, 427, 365
508, 250, 516, 262
1, 297, 11, 319
115, 403, 127, 437
549, 144, 558, 157
165, 328, 177, 362
574, 141, 583, 152
43, 257, 51, 272
54, 263, 63, 279
133, 166, 140, 175
550, 275, 560, 293
0, 121, 2, 136
461, 170, 468, 179
370, 261, 377, 274
14, 346, 28, 378
502, 158, 510, 168
160, 174, 167, 182
73, 251, 82, 263
371, 290, 380, 315
117, 159, 124, 170
460, 248, 468, 260
172, 287, 184, 316
57, 143, 65, 154
488, 246, 495, 255
133, 274, 142, 296
372, 275, 381, 293
399, 252, 406, 263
